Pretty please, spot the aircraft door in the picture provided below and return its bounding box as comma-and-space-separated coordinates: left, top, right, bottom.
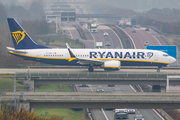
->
36, 52, 41, 60
154, 52, 158, 61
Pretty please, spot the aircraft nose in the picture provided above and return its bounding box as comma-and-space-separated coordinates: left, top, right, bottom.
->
170, 57, 176, 63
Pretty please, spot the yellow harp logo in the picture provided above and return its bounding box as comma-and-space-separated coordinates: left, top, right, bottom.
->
11, 31, 25, 45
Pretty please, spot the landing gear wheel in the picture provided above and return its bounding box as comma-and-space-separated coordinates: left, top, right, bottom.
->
157, 69, 160, 73
88, 67, 94, 72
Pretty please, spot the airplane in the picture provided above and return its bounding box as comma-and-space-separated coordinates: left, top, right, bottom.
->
6, 18, 176, 72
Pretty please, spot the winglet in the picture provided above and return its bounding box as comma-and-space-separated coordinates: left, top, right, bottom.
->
66, 43, 77, 62
66, 43, 71, 49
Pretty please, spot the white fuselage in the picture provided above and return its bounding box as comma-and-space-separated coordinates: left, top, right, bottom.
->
10, 48, 176, 67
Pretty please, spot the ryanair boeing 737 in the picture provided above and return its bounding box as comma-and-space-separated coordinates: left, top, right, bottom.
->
6, 18, 176, 72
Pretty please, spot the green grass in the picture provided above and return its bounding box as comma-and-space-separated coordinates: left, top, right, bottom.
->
165, 36, 180, 58
35, 84, 59, 92
0, 74, 15, 77
0, 77, 24, 91
34, 108, 88, 120
34, 85, 88, 120
35, 84, 74, 92
36, 35, 83, 48
58, 84, 74, 92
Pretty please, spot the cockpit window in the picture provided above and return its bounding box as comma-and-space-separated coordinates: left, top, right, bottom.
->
163, 54, 169, 57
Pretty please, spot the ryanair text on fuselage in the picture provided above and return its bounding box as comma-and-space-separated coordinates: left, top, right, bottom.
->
89, 51, 152, 59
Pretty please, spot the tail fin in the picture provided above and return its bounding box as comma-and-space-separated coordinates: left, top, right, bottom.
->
7, 18, 48, 49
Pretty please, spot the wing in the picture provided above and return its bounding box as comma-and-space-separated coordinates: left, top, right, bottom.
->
77, 58, 103, 65
66, 43, 103, 65
6, 47, 27, 54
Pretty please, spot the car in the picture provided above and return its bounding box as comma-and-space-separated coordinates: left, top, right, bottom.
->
132, 29, 136, 33
108, 84, 114, 87
106, 42, 111, 46
135, 25, 140, 29
96, 86, 104, 92
122, 25, 126, 28
128, 109, 135, 114
79, 84, 88, 87
144, 41, 149, 46
114, 108, 128, 113
103, 32, 108, 36
145, 28, 149, 31
134, 114, 144, 120
114, 88, 121, 92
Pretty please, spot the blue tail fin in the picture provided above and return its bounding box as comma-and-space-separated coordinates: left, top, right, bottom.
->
7, 18, 48, 49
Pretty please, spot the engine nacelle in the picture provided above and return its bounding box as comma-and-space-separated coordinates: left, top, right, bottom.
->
104, 61, 121, 70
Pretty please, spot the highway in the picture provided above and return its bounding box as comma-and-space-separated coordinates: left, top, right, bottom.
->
59, 4, 177, 120
122, 27, 166, 49
76, 85, 165, 120
75, 25, 164, 120
62, 25, 94, 48
40, 19, 174, 119
91, 25, 122, 48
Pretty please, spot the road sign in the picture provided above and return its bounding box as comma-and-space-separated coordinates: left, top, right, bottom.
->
61, 12, 76, 21
146, 46, 177, 59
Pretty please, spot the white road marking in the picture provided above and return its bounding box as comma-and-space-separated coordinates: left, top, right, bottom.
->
153, 109, 165, 120
88, 29, 96, 48
101, 108, 109, 120
129, 85, 164, 120
66, 26, 73, 39
89, 84, 93, 91
110, 28, 123, 49
153, 36, 162, 45
89, 85, 109, 120
120, 28, 136, 49
129, 85, 136, 92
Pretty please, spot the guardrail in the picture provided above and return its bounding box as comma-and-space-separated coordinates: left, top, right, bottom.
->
16, 71, 180, 79
1, 92, 180, 101
104, 24, 134, 49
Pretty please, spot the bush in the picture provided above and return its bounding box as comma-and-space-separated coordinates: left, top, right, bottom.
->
0, 108, 63, 120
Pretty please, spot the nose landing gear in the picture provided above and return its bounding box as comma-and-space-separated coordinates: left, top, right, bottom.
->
157, 66, 161, 73
157, 69, 160, 73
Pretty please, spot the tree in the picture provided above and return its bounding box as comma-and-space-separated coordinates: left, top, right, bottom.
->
0, 3, 7, 24
29, 0, 44, 15
8, 4, 31, 20
0, 108, 63, 120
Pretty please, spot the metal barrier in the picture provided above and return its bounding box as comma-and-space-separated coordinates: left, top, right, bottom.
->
16, 71, 180, 79
2, 92, 180, 101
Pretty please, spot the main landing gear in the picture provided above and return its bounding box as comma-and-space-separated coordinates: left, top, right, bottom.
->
88, 66, 94, 72
157, 66, 161, 73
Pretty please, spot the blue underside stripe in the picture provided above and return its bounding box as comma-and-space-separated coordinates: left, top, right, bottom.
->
104, 68, 119, 70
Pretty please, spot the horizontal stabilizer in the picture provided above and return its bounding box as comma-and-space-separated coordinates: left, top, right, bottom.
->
6, 47, 27, 54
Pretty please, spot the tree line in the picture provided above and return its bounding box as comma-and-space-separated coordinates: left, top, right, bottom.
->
138, 15, 180, 35
0, 1, 50, 68
0, 107, 63, 120
87, 0, 180, 12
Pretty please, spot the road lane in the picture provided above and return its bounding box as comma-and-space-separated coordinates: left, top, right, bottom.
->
123, 28, 144, 49
63, 24, 167, 120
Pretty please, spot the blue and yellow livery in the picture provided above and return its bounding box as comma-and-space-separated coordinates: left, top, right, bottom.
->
6, 18, 176, 72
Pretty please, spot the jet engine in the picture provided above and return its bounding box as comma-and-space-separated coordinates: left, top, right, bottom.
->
104, 61, 121, 70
